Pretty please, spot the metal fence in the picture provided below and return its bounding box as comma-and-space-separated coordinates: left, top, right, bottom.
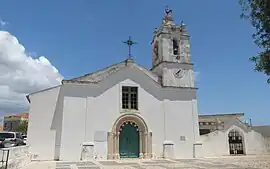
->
0, 149, 10, 169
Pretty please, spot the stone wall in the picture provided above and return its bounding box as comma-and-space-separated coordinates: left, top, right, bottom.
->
265, 137, 270, 153
0, 146, 31, 169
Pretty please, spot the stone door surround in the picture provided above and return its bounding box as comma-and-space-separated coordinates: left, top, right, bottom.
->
107, 113, 152, 159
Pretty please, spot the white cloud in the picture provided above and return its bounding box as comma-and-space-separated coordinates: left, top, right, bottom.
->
0, 31, 63, 115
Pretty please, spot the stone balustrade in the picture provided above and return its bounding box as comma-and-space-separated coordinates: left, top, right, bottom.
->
0, 146, 31, 169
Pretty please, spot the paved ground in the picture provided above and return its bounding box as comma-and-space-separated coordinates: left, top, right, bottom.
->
24, 155, 270, 169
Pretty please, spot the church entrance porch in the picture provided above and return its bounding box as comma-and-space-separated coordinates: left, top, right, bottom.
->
107, 113, 152, 159
228, 130, 245, 155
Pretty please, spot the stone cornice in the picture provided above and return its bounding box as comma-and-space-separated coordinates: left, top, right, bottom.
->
150, 61, 194, 71
62, 79, 198, 91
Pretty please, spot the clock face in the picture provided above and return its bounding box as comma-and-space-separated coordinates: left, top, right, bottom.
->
174, 69, 186, 79
175, 55, 180, 62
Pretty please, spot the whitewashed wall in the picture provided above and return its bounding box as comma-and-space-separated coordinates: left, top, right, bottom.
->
246, 130, 267, 154
57, 67, 199, 160
27, 86, 60, 160
265, 137, 270, 153
200, 124, 268, 157
200, 131, 228, 156
60, 96, 86, 161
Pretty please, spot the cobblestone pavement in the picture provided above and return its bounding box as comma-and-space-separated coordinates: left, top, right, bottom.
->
25, 155, 270, 169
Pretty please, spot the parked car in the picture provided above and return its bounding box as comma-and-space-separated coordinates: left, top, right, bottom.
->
0, 132, 26, 148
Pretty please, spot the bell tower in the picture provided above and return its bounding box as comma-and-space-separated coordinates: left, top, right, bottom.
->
151, 7, 195, 88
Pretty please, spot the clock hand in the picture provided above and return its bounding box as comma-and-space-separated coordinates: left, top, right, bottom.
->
176, 69, 181, 75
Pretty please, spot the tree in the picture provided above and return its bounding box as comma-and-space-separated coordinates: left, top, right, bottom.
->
239, 0, 270, 83
14, 120, 28, 134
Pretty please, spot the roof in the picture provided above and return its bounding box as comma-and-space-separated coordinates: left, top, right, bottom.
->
4, 112, 29, 119
16, 112, 29, 119
62, 58, 160, 85
26, 85, 61, 103
199, 113, 244, 121
62, 58, 197, 91
252, 125, 270, 137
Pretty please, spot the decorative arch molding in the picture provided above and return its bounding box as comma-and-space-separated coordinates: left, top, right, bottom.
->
107, 113, 152, 159
226, 125, 247, 137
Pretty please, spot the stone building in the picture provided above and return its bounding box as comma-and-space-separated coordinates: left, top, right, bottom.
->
26, 8, 270, 161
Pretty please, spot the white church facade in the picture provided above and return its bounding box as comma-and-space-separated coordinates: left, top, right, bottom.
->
26, 9, 270, 161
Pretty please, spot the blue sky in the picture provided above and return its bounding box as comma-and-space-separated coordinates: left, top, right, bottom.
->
0, 0, 269, 125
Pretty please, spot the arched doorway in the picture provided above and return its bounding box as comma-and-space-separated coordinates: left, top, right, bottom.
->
228, 129, 245, 155
119, 121, 140, 158
107, 113, 152, 159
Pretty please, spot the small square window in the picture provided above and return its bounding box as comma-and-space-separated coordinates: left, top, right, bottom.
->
122, 86, 138, 110
180, 136, 186, 141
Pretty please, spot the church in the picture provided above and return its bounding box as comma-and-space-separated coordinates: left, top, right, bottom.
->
26, 9, 270, 161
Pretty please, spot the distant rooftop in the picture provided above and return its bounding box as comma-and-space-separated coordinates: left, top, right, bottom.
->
252, 125, 270, 137
199, 113, 244, 120
4, 112, 28, 119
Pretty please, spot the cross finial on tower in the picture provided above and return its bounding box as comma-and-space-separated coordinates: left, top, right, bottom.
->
123, 36, 137, 59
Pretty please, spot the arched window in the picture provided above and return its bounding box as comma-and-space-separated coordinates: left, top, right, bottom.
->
172, 39, 179, 55
154, 42, 159, 59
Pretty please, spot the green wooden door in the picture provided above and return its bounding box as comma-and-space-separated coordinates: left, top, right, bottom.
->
119, 123, 139, 158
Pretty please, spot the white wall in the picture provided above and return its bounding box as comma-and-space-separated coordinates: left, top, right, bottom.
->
58, 66, 199, 160
163, 98, 199, 158
200, 131, 228, 156
59, 96, 86, 161
27, 86, 60, 160
246, 130, 267, 154
265, 137, 270, 153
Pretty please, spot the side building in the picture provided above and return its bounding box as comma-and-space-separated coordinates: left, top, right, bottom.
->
3, 112, 29, 132
198, 113, 270, 156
